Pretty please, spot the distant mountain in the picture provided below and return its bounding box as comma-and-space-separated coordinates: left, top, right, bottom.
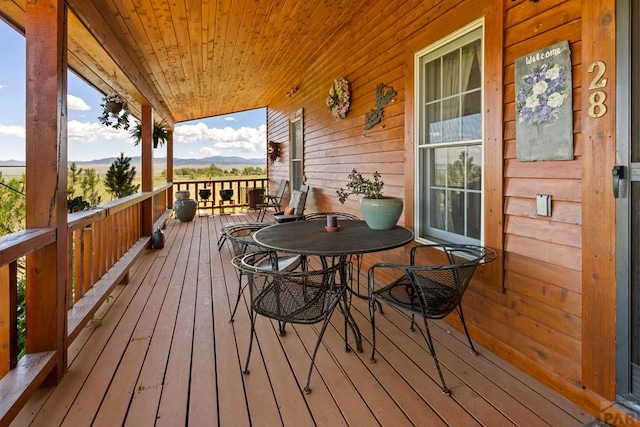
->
72, 155, 266, 167
0, 155, 267, 169
0, 160, 26, 167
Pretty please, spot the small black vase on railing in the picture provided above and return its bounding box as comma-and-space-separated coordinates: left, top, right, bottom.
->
199, 188, 212, 200
219, 189, 234, 201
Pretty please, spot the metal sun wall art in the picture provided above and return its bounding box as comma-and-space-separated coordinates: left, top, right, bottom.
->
364, 83, 397, 130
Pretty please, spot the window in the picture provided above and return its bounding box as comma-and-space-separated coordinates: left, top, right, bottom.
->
416, 25, 483, 244
289, 109, 304, 190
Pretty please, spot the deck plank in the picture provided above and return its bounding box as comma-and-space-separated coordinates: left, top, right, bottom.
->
10, 213, 595, 427
187, 217, 218, 426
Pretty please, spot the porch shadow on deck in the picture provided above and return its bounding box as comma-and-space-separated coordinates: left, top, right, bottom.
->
11, 212, 595, 426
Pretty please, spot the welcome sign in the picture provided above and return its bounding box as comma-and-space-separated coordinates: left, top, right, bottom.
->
514, 40, 573, 161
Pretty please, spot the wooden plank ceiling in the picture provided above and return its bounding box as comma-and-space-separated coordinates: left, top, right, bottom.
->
0, 0, 365, 126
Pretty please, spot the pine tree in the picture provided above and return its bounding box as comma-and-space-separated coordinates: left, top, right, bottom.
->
67, 162, 83, 198
80, 168, 102, 206
0, 173, 26, 236
104, 152, 139, 199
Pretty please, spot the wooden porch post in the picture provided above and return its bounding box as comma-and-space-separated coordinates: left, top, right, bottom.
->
141, 105, 154, 236
582, 0, 617, 400
167, 130, 174, 209
24, 0, 68, 382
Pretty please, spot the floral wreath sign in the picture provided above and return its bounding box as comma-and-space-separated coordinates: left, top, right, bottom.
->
515, 40, 573, 161
326, 78, 350, 120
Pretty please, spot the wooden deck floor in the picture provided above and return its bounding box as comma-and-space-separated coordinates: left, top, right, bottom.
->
11, 211, 595, 426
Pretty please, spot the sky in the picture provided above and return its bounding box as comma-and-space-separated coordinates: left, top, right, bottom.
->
0, 21, 266, 162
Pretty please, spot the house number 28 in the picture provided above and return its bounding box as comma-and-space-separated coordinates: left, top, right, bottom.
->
587, 60, 607, 118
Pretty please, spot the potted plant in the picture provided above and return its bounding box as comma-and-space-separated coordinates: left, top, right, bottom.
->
99, 93, 130, 130
130, 120, 169, 148
337, 169, 403, 230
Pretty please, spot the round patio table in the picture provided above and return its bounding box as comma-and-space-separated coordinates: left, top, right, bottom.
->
253, 219, 414, 352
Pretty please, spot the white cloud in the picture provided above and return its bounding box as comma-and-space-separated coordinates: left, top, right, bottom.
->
173, 122, 266, 154
67, 120, 130, 144
67, 94, 91, 111
0, 124, 25, 139
224, 117, 236, 121
0, 84, 6, 90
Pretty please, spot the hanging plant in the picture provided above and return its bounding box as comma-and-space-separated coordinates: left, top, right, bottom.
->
326, 78, 351, 120
130, 120, 169, 148
99, 93, 130, 130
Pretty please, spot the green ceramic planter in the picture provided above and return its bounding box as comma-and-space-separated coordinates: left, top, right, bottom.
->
359, 197, 403, 230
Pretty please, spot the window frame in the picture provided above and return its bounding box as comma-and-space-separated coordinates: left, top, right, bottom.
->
414, 21, 485, 246
289, 109, 304, 190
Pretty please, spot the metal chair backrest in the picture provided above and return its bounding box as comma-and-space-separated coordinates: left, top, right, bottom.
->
225, 223, 271, 257
406, 244, 496, 318
234, 251, 345, 323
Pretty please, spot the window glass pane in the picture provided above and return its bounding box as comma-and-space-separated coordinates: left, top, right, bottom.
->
462, 40, 482, 91
447, 190, 464, 235
292, 161, 302, 189
467, 145, 482, 190
442, 51, 459, 97
441, 98, 460, 142
461, 91, 481, 140
448, 146, 465, 189
468, 192, 481, 239
427, 102, 441, 144
430, 188, 446, 231
291, 121, 302, 159
425, 59, 441, 101
432, 148, 447, 186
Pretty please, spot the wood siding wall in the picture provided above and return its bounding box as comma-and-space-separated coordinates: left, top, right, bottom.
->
266, 0, 617, 415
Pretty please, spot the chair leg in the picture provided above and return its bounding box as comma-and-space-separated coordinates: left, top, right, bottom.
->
217, 234, 226, 251
419, 316, 450, 396
456, 304, 478, 355
243, 310, 258, 375
303, 314, 333, 394
230, 272, 245, 321
257, 208, 266, 222
369, 295, 378, 363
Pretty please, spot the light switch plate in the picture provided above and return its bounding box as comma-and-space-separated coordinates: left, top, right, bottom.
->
536, 194, 551, 216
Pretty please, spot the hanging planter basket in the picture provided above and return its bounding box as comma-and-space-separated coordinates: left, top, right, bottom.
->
105, 101, 123, 114
99, 93, 130, 130
130, 120, 169, 148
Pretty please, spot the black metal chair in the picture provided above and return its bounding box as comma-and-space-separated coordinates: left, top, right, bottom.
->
223, 223, 301, 320
232, 251, 347, 394
256, 179, 288, 221
368, 244, 497, 395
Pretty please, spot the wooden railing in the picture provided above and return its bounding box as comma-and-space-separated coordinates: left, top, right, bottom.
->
0, 183, 172, 426
173, 177, 268, 213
